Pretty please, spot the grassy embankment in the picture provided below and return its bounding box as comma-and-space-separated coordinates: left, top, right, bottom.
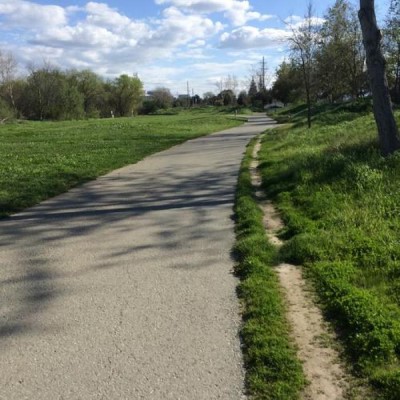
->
234, 138, 305, 399
261, 101, 400, 399
0, 108, 241, 217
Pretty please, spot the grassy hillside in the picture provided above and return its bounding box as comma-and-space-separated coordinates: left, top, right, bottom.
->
263, 103, 400, 398
0, 108, 241, 217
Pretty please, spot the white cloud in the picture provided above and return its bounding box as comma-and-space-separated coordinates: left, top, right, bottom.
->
155, 0, 274, 26
219, 26, 290, 49
0, 0, 291, 95
188, 39, 206, 48
0, 0, 224, 71
175, 48, 210, 59
85, 2, 131, 30
146, 6, 224, 48
33, 24, 120, 48
0, 0, 67, 29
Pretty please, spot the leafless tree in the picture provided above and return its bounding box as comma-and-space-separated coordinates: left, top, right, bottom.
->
0, 49, 18, 111
224, 74, 239, 94
288, 2, 319, 128
214, 78, 224, 93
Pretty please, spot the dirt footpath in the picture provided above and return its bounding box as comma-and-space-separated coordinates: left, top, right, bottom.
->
0, 115, 275, 399
251, 136, 349, 400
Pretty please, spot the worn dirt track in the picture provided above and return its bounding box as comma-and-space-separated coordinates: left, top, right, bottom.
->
0, 115, 275, 400
251, 136, 349, 400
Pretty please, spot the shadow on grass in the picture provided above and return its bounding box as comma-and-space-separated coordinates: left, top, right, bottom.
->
273, 100, 373, 128
260, 138, 380, 200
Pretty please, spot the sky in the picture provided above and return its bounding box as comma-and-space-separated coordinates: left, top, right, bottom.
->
0, 0, 392, 96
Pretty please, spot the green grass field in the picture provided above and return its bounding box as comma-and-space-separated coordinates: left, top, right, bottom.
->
263, 103, 400, 398
0, 108, 241, 217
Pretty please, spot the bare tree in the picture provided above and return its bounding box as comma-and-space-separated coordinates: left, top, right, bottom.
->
224, 74, 239, 95
214, 75, 239, 95
359, 0, 400, 155
151, 87, 174, 109
0, 49, 18, 111
288, 2, 319, 128
214, 78, 224, 93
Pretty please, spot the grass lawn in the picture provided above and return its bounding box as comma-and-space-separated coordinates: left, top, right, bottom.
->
262, 102, 400, 398
0, 108, 241, 217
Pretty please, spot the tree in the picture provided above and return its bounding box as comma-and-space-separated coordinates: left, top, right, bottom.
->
0, 97, 14, 122
224, 75, 239, 94
248, 77, 258, 98
272, 60, 303, 104
218, 89, 236, 106
0, 50, 18, 112
347, 6, 368, 98
359, 0, 400, 155
215, 75, 239, 95
316, 0, 366, 101
112, 74, 143, 117
8, 79, 27, 118
69, 69, 107, 117
191, 94, 201, 106
152, 87, 174, 109
214, 78, 224, 93
237, 90, 250, 106
384, 0, 400, 103
203, 92, 215, 105
23, 64, 84, 120
289, 2, 319, 128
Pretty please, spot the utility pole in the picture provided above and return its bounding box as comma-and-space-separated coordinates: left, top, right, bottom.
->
260, 56, 266, 90
187, 81, 190, 108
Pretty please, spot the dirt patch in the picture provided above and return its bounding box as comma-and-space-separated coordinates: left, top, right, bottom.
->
251, 135, 349, 400
251, 141, 284, 247
277, 263, 348, 399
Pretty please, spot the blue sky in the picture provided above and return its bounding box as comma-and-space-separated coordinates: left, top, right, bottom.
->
0, 0, 392, 95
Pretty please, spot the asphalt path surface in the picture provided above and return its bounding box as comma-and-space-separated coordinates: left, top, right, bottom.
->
0, 115, 275, 399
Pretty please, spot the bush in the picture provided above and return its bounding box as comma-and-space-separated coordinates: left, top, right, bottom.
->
139, 100, 158, 115
313, 262, 400, 364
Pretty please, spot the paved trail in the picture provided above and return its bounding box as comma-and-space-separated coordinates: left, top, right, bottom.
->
0, 115, 275, 400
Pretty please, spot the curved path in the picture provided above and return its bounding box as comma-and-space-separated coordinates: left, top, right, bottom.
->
0, 115, 275, 399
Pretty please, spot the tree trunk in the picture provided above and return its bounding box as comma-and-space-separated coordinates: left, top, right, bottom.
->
300, 56, 312, 128
394, 43, 400, 103
359, 0, 400, 156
